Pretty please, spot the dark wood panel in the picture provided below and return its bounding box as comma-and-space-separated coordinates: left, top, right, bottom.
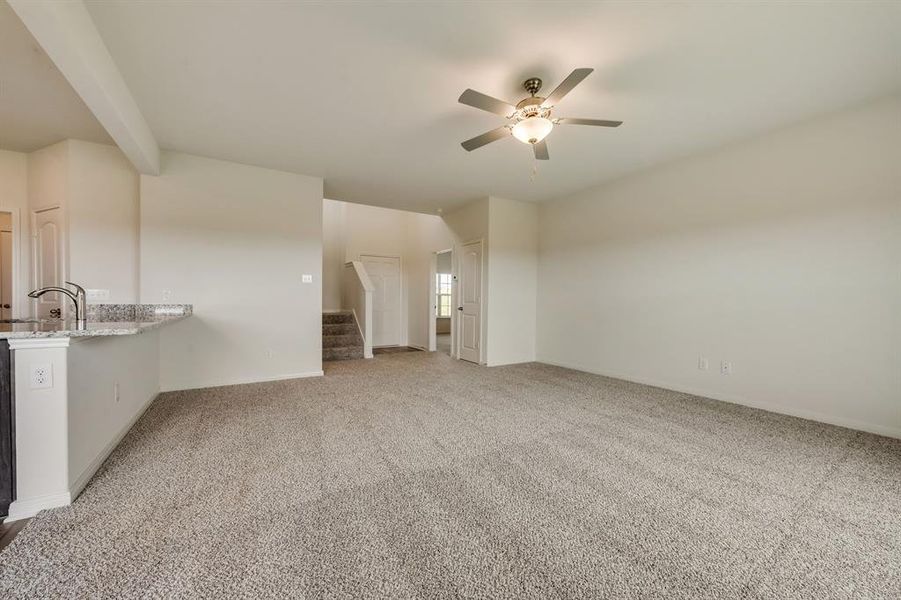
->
0, 339, 13, 518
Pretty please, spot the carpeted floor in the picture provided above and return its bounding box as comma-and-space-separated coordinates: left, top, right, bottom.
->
0, 352, 898, 598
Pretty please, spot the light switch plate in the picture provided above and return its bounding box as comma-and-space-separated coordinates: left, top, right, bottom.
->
302, 274, 313, 283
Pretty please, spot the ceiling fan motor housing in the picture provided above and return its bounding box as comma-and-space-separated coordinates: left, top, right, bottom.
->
515, 96, 551, 120
523, 77, 542, 96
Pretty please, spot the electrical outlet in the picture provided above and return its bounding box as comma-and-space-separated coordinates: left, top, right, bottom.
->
161, 289, 173, 302
266, 349, 275, 359
698, 356, 709, 371
114, 382, 120, 403
30, 363, 53, 389
302, 274, 313, 283
721, 361, 733, 375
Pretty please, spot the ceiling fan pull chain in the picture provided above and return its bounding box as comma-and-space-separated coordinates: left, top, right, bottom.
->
530, 158, 539, 182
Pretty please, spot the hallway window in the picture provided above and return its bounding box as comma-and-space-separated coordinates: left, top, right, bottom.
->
436, 273, 452, 317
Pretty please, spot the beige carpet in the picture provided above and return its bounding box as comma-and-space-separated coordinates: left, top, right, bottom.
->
0, 352, 898, 598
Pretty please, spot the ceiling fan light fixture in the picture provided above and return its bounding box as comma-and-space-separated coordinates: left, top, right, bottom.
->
512, 116, 553, 145
459, 68, 621, 158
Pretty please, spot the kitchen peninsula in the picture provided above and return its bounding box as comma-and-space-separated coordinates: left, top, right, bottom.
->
1, 304, 191, 521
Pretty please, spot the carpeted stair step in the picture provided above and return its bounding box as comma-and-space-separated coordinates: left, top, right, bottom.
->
323, 323, 357, 336
322, 345, 364, 361
322, 311, 364, 361
322, 312, 354, 325
323, 333, 361, 348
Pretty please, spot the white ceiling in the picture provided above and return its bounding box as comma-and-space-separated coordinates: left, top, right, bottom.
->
0, 1, 111, 152
82, 1, 901, 213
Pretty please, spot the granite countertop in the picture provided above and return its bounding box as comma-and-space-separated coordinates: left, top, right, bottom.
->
0, 304, 192, 340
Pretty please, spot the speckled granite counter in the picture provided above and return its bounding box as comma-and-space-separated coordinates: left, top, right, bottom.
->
0, 304, 192, 340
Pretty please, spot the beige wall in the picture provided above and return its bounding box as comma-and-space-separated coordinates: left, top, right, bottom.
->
436, 318, 451, 334
321, 199, 346, 311
141, 151, 323, 391
67, 140, 140, 303
27, 141, 69, 213
538, 95, 901, 437
25, 140, 141, 305
436, 251, 451, 274
487, 196, 538, 366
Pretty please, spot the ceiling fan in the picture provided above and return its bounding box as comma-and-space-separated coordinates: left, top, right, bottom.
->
458, 68, 622, 160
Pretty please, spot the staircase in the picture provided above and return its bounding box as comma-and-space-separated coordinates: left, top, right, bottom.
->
322, 312, 364, 361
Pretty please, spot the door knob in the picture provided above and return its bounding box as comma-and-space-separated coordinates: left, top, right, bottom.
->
457, 306, 463, 311
1, 304, 9, 309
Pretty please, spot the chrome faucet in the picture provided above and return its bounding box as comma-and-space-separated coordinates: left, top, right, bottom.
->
28, 281, 87, 326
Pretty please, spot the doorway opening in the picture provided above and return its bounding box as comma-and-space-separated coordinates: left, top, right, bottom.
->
434, 249, 452, 356
0, 211, 19, 321
0, 213, 12, 320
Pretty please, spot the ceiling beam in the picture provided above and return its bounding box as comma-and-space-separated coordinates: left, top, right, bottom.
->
8, 0, 160, 175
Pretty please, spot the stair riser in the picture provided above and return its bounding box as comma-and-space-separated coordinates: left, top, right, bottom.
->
323, 347, 364, 361
323, 334, 362, 348
323, 323, 357, 336
323, 313, 354, 325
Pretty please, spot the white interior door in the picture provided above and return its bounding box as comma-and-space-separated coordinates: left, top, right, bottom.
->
0, 229, 12, 320
458, 240, 482, 364
32, 207, 64, 319
361, 255, 401, 347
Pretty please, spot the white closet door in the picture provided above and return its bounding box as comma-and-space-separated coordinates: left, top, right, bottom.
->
361, 255, 401, 347
458, 241, 482, 364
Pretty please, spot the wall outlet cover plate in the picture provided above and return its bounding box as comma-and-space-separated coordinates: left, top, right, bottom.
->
30, 363, 53, 389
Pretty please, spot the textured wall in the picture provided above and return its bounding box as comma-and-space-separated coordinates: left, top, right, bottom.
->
141, 151, 324, 390
537, 96, 901, 437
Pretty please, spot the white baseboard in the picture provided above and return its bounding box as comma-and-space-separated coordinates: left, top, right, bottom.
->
487, 357, 536, 367
6, 391, 162, 522
537, 358, 901, 440
162, 370, 324, 392
6, 491, 71, 522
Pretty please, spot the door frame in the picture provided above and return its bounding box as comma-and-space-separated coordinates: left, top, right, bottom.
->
0, 208, 22, 320
455, 238, 485, 364
429, 248, 453, 354
358, 253, 403, 347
